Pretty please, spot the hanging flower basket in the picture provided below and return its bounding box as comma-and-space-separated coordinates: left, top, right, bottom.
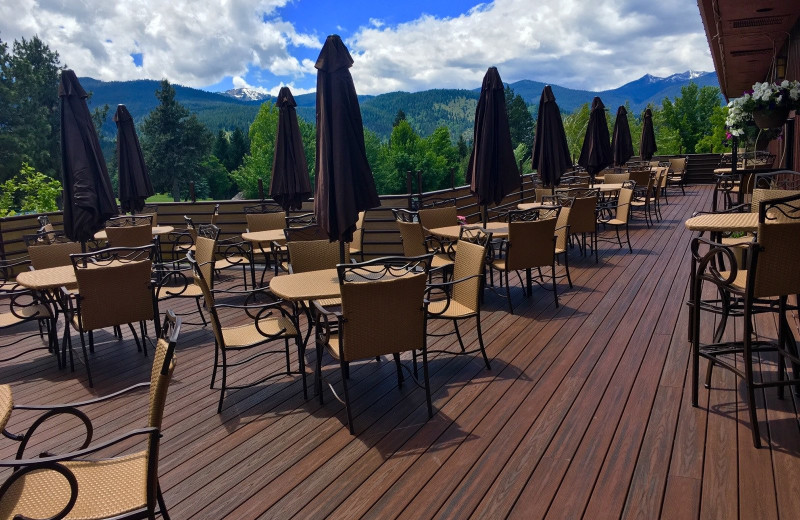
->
752, 106, 790, 129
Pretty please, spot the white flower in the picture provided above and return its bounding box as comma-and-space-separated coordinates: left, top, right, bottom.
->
781, 80, 789, 88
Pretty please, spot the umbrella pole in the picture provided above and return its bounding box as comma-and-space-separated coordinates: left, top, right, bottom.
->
339, 240, 346, 265
482, 205, 488, 227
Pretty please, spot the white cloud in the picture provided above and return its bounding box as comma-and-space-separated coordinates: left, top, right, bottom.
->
0, 0, 713, 95
0, 0, 320, 88
346, 0, 713, 94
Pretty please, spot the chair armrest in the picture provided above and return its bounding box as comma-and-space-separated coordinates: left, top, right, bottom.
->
15, 382, 150, 411
689, 236, 751, 290
692, 203, 751, 216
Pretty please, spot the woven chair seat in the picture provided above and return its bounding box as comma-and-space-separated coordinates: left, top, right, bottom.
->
313, 297, 341, 308
718, 270, 748, 291
214, 256, 250, 270
599, 217, 626, 226
431, 254, 453, 269
158, 283, 203, 300
427, 298, 476, 318
721, 235, 754, 247
0, 384, 11, 431
0, 304, 52, 328
221, 318, 297, 348
0, 451, 148, 520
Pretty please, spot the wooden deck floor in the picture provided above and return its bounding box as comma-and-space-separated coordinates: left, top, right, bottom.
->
2, 185, 799, 519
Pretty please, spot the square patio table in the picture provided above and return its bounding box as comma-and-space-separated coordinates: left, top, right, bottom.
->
428, 222, 509, 241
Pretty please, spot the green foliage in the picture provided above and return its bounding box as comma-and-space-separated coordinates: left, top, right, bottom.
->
140, 80, 214, 201
201, 155, 234, 199
505, 86, 534, 153
231, 101, 279, 199
660, 82, 721, 154
392, 109, 406, 127
696, 105, 731, 153
229, 126, 249, 172
0, 162, 62, 216
562, 103, 590, 164
0, 35, 62, 182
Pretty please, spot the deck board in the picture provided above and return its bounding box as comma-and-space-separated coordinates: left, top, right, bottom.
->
1, 185, 799, 519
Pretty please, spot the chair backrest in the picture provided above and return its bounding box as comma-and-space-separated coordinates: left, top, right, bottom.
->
210, 204, 220, 226
616, 188, 634, 223
148, 311, 180, 430
568, 195, 598, 234
140, 205, 158, 226
246, 212, 286, 232
604, 173, 630, 184
506, 212, 559, 271
244, 202, 283, 214
288, 239, 347, 273
71, 246, 156, 330
193, 236, 217, 290
187, 250, 223, 349
655, 166, 668, 189
554, 203, 571, 251
754, 170, 800, 191
106, 214, 153, 227
286, 212, 316, 228
751, 188, 800, 214
395, 220, 428, 257
27, 240, 83, 270
350, 211, 366, 251
452, 239, 487, 311
419, 205, 457, 230
535, 188, 553, 203
105, 224, 153, 249
668, 157, 686, 174
751, 194, 800, 298
197, 224, 220, 240
629, 169, 650, 189
284, 224, 329, 242
337, 257, 430, 361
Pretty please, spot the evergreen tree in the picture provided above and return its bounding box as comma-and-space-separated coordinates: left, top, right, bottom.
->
0, 35, 62, 182
140, 79, 213, 200
392, 109, 407, 128
228, 126, 248, 171
231, 101, 279, 199
213, 129, 230, 169
505, 86, 534, 152
660, 82, 721, 154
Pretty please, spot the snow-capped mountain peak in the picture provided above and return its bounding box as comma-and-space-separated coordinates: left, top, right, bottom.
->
223, 87, 271, 102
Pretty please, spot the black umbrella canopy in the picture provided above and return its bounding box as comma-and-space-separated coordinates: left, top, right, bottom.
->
611, 105, 634, 167
313, 35, 380, 244
114, 104, 153, 213
466, 66, 520, 209
59, 70, 118, 242
531, 85, 571, 187
639, 108, 657, 161
270, 86, 311, 212
578, 96, 612, 177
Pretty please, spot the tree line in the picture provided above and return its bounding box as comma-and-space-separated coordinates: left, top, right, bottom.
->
0, 33, 729, 211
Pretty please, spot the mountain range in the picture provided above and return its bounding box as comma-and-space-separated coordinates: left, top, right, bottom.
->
83, 71, 720, 141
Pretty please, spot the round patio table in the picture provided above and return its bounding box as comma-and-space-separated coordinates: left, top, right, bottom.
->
429, 222, 508, 240
269, 268, 341, 302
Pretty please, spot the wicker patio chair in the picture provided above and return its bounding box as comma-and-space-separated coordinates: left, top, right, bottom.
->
313, 255, 433, 434
630, 172, 655, 227
0, 311, 181, 520
155, 228, 220, 327
651, 167, 667, 220
602, 172, 630, 185
754, 170, 800, 191
666, 157, 687, 195
689, 192, 800, 448
188, 248, 303, 412
66, 245, 160, 387
105, 224, 153, 254
488, 208, 560, 313
246, 210, 287, 278
349, 211, 367, 262
392, 209, 454, 279
106, 214, 153, 228
426, 236, 492, 369
0, 256, 58, 368
419, 201, 458, 230
566, 191, 599, 263
597, 186, 633, 254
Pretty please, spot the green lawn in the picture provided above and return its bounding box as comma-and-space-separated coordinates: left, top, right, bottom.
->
144, 193, 215, 202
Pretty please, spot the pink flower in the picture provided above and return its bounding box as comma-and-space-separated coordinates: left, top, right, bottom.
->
725, 132, 732, 140
457, 215, 467, 225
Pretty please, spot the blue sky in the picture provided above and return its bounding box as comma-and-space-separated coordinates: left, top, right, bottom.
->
0, 0, 713, 95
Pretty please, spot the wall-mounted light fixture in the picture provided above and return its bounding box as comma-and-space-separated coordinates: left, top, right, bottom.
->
777, 56, 787, 80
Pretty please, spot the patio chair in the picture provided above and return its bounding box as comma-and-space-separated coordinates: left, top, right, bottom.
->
488, 208, 560, 313
426, 235, 492, 369
566, 191, 599, 263
106, 214, 153, 228
754, 170, 800, 191
313, 255, 433, 434
105, 224, 153, 251
392, 209, 454, 279
630, 172, 655, 227
349, 211, 367, 262
597, 186, 633, 253
651, 167, 667, 220
419, 200, 458, 230
67, 245, 160, 387
666, 157, 687, 195
269, 223, 332, 277
188, 248, 303, 412
0, 311, 180, 520
156, 227, 221, 327
246, 210, 287, 278
689, 192, 800, 448
0, 256, 58, 368
602, 172, 629, 185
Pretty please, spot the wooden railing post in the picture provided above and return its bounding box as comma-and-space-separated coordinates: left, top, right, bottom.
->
257, 179, 265, 201
189, 181, 196, 203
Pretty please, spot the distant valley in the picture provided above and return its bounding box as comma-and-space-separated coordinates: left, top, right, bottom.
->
83, 71, 720, 142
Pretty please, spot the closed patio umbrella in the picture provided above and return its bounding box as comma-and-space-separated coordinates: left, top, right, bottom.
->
466, 66, 520, 225
59, 70, 118, 243
611, 105, 634, 167
114, 104, 153, 213
270, 86, 311, 212
314, 34, 380, 258
578, 97, 612, 180
639, 108, 657, 161
531, 85, 571, 187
